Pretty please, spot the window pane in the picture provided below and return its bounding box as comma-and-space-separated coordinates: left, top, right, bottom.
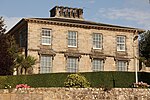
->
41, 29, 51, 45
40, 55, 52, 73
117, 61, 127, 71
67, 57, 78, 72
68, 31, 77, 47
92, 59, 103, 71
117, 36, 125, 51
20, 33, 23, 47
93, 33, 102, 49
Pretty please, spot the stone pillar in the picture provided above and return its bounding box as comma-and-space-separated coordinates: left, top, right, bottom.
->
59, 7, 63, 17
55, 6, 60, 17
78, 9, 83, 19
70, 8, 73, 18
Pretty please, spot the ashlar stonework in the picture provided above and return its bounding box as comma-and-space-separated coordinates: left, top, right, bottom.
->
7, 6, 145, 74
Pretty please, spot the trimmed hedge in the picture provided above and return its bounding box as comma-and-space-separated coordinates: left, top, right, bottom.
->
0, 71, 150, 89
1, 73, 69, 89
82, 71, 136, 88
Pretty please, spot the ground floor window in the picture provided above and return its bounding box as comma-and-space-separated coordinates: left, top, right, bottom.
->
92, 59, 104, 71
117, 60, 127, 71
40, 55, 52, 73
67, 57, 78, 72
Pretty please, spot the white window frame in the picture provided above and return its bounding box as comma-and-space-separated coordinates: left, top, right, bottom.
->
40, 55, 52, 73
92, 59, 104, 71
67, 57, 78, 72
117, 60, 127, 71
41, 29, 51, 45
68, 31, 77, 47
117, 36, 126, 51
93, 33, 102, 49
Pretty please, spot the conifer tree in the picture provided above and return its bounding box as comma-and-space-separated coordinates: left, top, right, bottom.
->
0, 17, 16, 75
0, 17, 6, 35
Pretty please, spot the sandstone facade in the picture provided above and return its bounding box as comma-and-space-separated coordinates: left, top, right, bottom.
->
7, 6, 145, 74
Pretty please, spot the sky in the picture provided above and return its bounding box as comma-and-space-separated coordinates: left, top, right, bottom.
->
0, 0, 150, 31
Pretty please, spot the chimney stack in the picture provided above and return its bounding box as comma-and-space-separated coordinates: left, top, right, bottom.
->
50, 6, 83, 19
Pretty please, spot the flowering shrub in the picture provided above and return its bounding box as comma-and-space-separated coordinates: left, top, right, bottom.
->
133, 81, 150, 88
16, 84, 31, 89
64, 74, 90, 88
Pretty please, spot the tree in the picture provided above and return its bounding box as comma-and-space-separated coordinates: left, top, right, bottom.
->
139, 30, 150, 66
0, 17, 18, 75
15, 55, 36, 75
0, 17, 6, 35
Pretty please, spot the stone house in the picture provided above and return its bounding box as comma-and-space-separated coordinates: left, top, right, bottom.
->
7, 6, 145, 74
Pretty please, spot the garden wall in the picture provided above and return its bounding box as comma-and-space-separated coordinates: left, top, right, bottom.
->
0, 88, 150, 100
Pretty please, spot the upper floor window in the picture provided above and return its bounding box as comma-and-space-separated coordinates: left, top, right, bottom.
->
117, 36, 126, 51
20, 33, 23, 47
117, 60, 127, 71
68, 31, 77, 47
41, 29, 51, 45
40, 55, 52, 73
92, 59, 104, 71
67, 57, 78, 72
93, 33, 102, 49
19, 29, 26, 47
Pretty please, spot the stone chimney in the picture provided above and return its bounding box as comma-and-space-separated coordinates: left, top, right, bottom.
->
50, 6, 83, 19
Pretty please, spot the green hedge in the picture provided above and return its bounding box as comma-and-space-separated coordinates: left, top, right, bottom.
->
138, 72, 150, 85
0, 71, 149, 89
1, 73, 69, 89
82, 71, 135, 88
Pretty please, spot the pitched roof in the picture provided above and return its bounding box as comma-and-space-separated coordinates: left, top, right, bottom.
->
8, 17, 145, 34
27, 17, 145, 33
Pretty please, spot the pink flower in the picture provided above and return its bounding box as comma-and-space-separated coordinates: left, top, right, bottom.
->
16, 84, 31, 89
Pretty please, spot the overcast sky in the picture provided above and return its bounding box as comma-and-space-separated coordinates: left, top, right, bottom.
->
0, 0, 150, 31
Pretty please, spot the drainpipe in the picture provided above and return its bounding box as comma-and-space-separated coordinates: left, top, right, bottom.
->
133, 30, 138, 83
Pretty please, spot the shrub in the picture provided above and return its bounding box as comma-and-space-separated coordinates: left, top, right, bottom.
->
4, 84, 11, 89
133, 81, 150, 88
64, 74, 90, 88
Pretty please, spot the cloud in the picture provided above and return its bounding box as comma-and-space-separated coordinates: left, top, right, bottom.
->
98, 8, 150, 29
89, 0, 95, 4
3, 16, 21, 32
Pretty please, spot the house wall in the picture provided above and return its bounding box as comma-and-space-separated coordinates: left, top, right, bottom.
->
27, 22, 139, 74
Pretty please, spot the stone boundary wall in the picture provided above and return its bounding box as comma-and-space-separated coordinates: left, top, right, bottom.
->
0, 88, 150, 100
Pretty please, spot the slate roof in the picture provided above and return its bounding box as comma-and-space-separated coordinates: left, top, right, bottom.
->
28, 17, 145, 32
7, 17, 145, 34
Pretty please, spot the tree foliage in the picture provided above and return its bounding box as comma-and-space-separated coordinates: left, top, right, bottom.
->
0, 17, 36, 75
64, 74, 90, 88
0, 17, 6, 35
0, 17, 17, 75
139, 30, 150, 66
15, 55, 36, 75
